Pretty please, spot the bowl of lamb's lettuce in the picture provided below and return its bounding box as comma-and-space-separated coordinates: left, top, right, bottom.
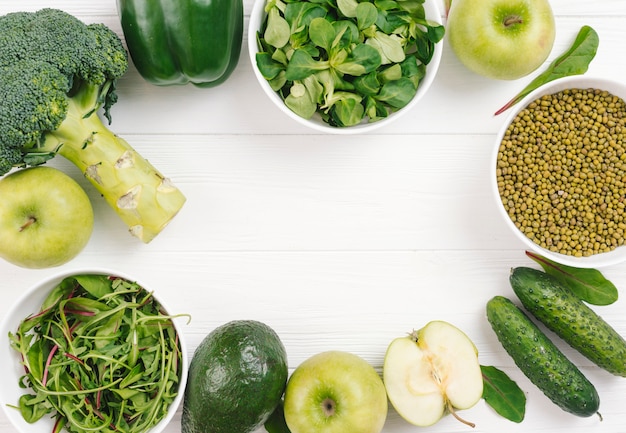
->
249, 0, 445, 133
0, 269, 189, 433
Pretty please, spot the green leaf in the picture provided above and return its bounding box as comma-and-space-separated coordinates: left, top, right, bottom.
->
328, 93, 364, 126
285, 2, 327, 28
481, 365, 526, 423
526, 250, 618, 305
400, 55, 425, 88
375, 77, 416, 109
269, 71, 287, 92
265, 6, 291, 49
18, 394, 51, 423
332, 20, 360, 47
285, 85, 316, 118
379, 63, 402, 83
354, 71, 381, 96
25, 339, 45, 382
365, 95, 389, 121
256, 52, 285, 81
367, 31, 405, 64
73, 274, 113, 299
337, 0, 359, 17
285, 49, 329, 81
309, 17, 335, 51
495, 25, 599, 115
334, 43, 382, 76
264, 400, 291, 433
356, 2, 378, 30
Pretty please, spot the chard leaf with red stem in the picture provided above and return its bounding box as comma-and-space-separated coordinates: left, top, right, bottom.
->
526, 250, 618, 305
495, 25, 599, 116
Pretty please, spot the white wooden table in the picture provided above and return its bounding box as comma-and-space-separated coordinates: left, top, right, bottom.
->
1, 1, 626, 432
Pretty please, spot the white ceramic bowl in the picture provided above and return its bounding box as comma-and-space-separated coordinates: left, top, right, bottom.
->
492, 75, 626, 268
0, 268, 189, 433
248, 0, 443, 134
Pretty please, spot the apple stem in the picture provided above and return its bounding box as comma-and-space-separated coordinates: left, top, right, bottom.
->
448, 403, 476, 428
19, 216, 36, 232
504, 15, 524, 27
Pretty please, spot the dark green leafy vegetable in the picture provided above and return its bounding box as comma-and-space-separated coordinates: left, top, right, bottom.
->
8, 274, 188, 433
255, 0, 444, 126
481, 365, 526, 423
264, 400, 291, 433
526, 251, 618, 306
495, 25, 599, 115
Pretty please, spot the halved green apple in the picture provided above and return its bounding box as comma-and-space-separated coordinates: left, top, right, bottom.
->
383, 320, 483, 427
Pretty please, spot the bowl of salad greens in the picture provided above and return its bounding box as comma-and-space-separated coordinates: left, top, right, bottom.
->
249, 0, 445, 133
0, 269, 189, 433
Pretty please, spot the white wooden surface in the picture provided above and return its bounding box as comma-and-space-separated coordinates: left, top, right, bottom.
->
1, 1, 626, 432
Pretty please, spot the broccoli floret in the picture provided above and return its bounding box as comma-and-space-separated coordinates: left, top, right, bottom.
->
0, 8, 185, 242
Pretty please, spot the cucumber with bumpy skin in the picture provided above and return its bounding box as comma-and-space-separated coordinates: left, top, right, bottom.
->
510, 267, 626, 377
486, 296, 600, 417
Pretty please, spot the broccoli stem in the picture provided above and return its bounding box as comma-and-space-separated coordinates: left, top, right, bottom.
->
40, 92, 186, 243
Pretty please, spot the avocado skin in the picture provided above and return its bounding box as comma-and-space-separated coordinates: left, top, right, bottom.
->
182, 320, 288, 433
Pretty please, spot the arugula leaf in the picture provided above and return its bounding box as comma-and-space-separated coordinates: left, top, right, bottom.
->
495, 26, 599, 115
74, 274, 113, 298
526, 250, 618, 305
9, 274, 189, 433
481, 365, 526, 423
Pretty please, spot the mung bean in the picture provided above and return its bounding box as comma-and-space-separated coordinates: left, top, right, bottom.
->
497, 88, 626, 257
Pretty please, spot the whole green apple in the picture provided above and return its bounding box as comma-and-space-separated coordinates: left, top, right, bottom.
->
447, 0, 556, 80
283, 351, 388, 433
0, 166, 94, 268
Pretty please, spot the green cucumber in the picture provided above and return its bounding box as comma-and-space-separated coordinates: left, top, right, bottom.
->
510, 267, 626, 377
486, 296, 600, 417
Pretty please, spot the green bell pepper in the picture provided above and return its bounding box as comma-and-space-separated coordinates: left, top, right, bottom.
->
117, 0, 243, 87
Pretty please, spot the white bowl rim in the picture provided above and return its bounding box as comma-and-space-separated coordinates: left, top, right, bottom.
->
247, 0, 444, 134
0, 267, 189, 433
492, 75, 626, 268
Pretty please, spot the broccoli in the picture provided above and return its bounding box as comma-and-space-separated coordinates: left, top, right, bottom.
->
0, 8, 186, 242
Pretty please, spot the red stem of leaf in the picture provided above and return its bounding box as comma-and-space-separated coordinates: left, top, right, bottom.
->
42, 344, 59, 387
64, 309, 96, 316
525, 250, 555, 269
495, 98, 516, 116
52, 416, 64, 433
64, 352, 84, 365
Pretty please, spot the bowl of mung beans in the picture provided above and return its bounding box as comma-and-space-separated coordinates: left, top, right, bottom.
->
493, 75, 626, 268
